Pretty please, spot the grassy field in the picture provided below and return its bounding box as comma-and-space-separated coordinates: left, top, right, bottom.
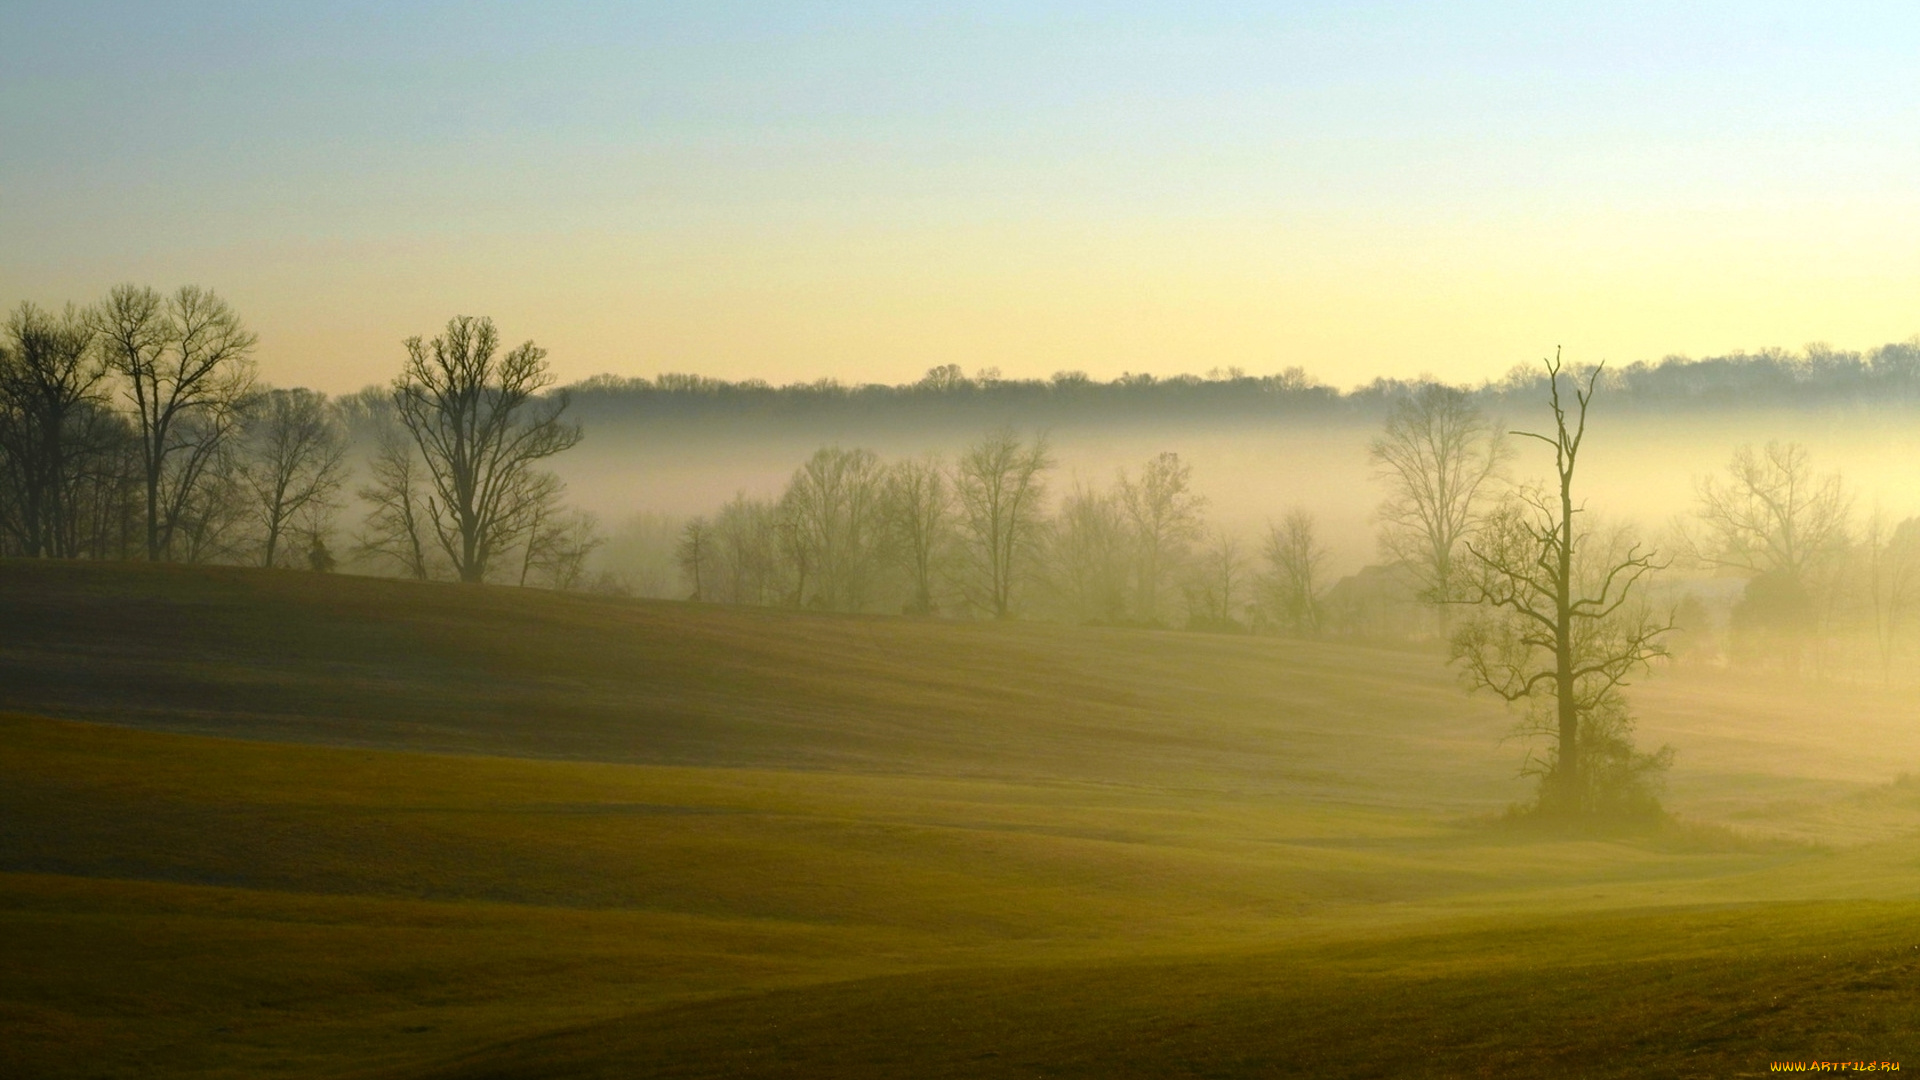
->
5, 561, 1920, 1077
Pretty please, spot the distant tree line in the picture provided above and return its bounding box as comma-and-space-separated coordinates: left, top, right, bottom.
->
0, 289, 597, 586
671, 428, 1337, 633
568, 365, 1336, 423
14, 284, 1920, 824
559, 338, 1920, 427
10, 285, 1917, 681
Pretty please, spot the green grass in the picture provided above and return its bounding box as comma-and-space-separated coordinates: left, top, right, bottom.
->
4, 561, 1920, 1077
411, 903, 1920, 1080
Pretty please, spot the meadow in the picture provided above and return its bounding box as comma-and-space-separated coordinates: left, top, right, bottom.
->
4, 561, 1920, 1077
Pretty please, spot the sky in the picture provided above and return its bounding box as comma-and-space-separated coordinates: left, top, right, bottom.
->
4, 2, 1919, 393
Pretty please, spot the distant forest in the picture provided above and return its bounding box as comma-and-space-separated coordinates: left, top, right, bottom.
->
552, 339, 1920, 425
11, 287, 1920, 700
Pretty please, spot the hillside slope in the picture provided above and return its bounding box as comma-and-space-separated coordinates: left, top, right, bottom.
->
0, 560, 1522, 807
7, 562, 1920, 1078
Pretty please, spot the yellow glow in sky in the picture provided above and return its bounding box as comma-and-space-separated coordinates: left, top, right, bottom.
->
130, 200, 1917, 394
6, 5, 1919, 392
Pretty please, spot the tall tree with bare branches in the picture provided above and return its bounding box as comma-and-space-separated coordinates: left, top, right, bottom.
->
1183, 529, 1248, 629
1452, 353, 1674, 818
712, 494, 785, 605
955, 427, 1053, 619
391, 315, 582, 583
1118, 451, 1207, 625
885, 452, 953, 614
1369, 384, 1508, 628
1262, 508, 1328, 635
0, 302, 107, 557
517, 503, 602, 591
779, 446, 888, 611
356, 422, 435, 580
237, 388, 347, 567
1047, 481, 1133, 624
676, 518, 712, 601
1690, 442, 1851, 585
95, 284, 258, 561
1859, 508, 1920, 685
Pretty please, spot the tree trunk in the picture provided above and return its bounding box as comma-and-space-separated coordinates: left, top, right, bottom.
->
461, 515, 483, 582
144, 468, 162, 562
1554, 433, 1579, 815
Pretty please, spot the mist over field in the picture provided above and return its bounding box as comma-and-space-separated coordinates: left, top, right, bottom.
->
13, 3, 1920, 1077
552, 385, 1920, 580
11, 290, 1920, 1080
503, 354, 1920, 685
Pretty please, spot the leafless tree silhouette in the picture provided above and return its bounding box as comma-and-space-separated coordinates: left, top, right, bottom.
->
1452, 353, 1674, 817
885, 452, 953, 614
955, 427, 1052, 619
1183, 529, 1249, 629
1262, 508, 1328, 635
95, 284, 257, 561
0, 302, 109, 557
237, 388, 346, 567
676, 517, 712, 601
1369, 384, 1507, 629
1690, 442, 1851, 583
779, 446, 888, 611
1047, 481, 1132, 624
1859, 507, 1920, 684
356, 422, 436, 580
1119, 451, 1207, 624
391, 316, 582, 583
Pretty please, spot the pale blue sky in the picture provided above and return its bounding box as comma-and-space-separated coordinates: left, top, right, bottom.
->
5, 2, 1918, 390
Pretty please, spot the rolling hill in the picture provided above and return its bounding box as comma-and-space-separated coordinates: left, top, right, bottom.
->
4, 561, 1920, 1078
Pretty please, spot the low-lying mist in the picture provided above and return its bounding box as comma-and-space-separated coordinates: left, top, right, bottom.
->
535, 394, 1920, 687
558, 403, 1920, 581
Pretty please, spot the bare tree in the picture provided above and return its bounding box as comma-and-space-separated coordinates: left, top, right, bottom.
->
499, 469, 565, 580
1118, 451, 1207, 625
1261, 508, 1328, 635
392, 315, 582, 582
779, 446, 888, 611
355, 422, 436, 580
1047, 481, 1132, 624
1183, 528, 1248, 629
774, 493, 820, 607
712, 493, 786, 605
173, 445, 250, 564
500, 468, 596, 591
1859, 508, 1920, 685
1687, 442, 1852, 671
237, 388, 347, 567
95, 284, 258, 561
885, 452, 952, 614
954, 427, 1053, 619
62, 406, 141, 561
1369, 384, 1507, 627
0, 302, 107, 557
1452, 354, 1673, 818
677, 517, 712, 601
1690, 441, 1851, 598
518, 506, 602, 590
